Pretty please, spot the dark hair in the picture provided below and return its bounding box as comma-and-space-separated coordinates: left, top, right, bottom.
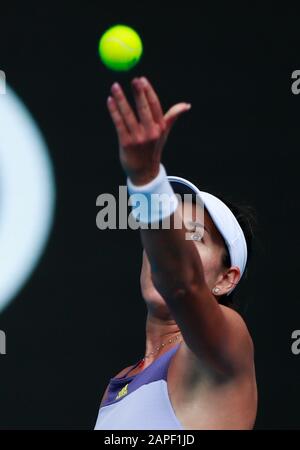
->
212, 194, 257, 309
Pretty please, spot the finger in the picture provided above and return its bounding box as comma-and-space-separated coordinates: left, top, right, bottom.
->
164, 102, 191, 129
139, 77, 164, 123
132, 78, 154, 129
107, 96, 129, 143
111, 82, 139, 134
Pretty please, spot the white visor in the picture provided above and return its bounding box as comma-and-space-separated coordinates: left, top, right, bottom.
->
167, 175, 248, 295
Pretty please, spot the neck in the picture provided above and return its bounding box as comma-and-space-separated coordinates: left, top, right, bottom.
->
142, 310, 182, 365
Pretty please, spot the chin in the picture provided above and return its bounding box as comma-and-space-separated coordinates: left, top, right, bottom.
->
140, 253, 172, 317
142, 285, 164, 303
141, 287, 172, 317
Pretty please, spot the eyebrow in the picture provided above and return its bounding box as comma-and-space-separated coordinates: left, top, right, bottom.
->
186, 221, 210, 235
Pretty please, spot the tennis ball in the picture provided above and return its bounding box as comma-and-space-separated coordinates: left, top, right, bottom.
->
98, 24, 143, 72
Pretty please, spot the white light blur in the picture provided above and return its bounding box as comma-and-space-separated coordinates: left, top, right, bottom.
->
0, 86, 55, 312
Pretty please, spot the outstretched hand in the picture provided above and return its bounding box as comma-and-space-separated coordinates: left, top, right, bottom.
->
107, 76, 191, 185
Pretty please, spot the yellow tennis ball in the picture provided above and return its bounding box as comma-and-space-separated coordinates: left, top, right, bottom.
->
99, 24, 143, 72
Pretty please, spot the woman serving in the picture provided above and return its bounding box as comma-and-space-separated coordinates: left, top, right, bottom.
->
94, 76, 257, 430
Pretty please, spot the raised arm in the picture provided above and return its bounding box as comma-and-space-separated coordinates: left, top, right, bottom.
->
107, 77, 253, 377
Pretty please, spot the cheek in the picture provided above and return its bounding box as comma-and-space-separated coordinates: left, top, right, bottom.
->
196, 243, 221, 280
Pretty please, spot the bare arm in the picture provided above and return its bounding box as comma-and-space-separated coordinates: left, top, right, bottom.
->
107, 76, 253, 377
139, 203, 253, 376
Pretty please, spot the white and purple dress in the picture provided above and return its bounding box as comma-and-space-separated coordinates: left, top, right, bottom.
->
94, 343, 184, 430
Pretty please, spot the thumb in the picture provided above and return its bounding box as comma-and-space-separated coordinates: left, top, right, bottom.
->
164, 102, 192, 132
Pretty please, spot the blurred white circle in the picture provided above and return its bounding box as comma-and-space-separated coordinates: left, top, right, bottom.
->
0, 86, 55, 312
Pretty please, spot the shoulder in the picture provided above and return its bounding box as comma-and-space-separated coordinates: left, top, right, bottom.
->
100, 364, 134, 406
173, 304, 254, 381
114, 364, 135, 378
219, 304, 254, 357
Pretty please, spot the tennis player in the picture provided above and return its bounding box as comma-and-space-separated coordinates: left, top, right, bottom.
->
94, 76, 257, 430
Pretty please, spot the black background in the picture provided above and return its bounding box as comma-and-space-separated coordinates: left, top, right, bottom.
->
0, 3, 299, 429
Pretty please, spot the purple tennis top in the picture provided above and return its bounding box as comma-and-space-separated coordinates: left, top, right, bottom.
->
94, 342, 184, 430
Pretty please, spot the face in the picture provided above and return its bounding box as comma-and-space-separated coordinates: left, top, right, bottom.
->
140, 200, 240, 312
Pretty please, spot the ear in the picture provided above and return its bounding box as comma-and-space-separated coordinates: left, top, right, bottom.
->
216, 266, 241, 296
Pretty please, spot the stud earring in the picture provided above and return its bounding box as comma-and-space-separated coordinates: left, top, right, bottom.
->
212, 287, 220, 295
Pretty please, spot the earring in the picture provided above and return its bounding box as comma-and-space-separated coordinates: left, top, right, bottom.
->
212, 287, 220, 295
